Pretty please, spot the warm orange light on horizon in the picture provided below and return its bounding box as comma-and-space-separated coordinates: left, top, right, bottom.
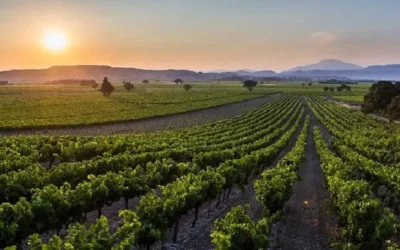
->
43, 31, 67, 52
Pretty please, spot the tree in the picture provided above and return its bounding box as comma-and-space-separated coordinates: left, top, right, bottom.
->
92, 83, 99, 89
362, 81, 400, 113
324, 87, 329, 92
301, 83, 305, 87
329, 87, 335, 92
183, 84, 192, 91
387, 96, 400, 122
342, 84, 351, 91
337, 84, 351, 92
142, 80, 149, 84
98, 77, 114, 96
243, 80, 257, 91
123, 81, 134, 91
308, 82, 312, 86
174, 79, 184, 84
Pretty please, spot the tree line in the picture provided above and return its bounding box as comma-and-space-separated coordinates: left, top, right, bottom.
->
319, 79, 358, 85
323, 84, 352, 93
362, 81, 400, 122
44, 79, 97, 86
97, 77, 195, 96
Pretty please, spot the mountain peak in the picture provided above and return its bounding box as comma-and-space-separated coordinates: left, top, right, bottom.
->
318, 59, 347, 64
288, 59, 363, 72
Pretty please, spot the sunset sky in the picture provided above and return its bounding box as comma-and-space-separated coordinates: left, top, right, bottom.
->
1, 0, 400, 71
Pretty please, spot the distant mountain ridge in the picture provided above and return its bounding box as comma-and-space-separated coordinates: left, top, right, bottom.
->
2, 60, 400, 82
0, 65, 238, 83
231, 70, 276, 77
282, 63, 400, 81
287, 59, 364, 72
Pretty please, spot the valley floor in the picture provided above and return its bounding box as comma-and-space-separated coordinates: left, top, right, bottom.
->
0, 93, 280, 137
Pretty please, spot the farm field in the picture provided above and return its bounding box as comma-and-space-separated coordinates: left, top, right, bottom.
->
1, 88, 399, 250
0, 82, 277, 129
333, 95, 364, 102
0, 82, 369, 130
3, 1, 400, 249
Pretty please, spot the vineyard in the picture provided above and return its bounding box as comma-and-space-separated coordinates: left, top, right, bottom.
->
0, 83, 276, 130
0, 82, 369, 130
1, 91, 399, 249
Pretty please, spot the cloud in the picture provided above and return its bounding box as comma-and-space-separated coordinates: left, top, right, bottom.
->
311, 32, 337, 45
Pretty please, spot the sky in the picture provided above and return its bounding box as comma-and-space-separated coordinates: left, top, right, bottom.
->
1, 0, 400, 71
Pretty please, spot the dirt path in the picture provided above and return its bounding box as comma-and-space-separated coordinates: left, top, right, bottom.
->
0, 93, 280, 137
271, 103, 340, 250
165, 109, 307, 250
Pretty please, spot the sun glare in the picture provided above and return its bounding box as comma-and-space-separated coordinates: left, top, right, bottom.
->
43, 31, 67, 52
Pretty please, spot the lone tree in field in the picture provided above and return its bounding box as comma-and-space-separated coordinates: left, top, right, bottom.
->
123, 81, 134, 91
324, 87, 329, 92
183, 84, 192, 91
308, 82, 312, 86
243, 80, 257, 91
142, 80, 149, 84
92, 82, 99, 89
174, 79, 184, 84
387, 96, 400, 122
99, 77, 115, 96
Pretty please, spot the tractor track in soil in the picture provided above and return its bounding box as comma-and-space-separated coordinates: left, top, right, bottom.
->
270, 103, 340, 250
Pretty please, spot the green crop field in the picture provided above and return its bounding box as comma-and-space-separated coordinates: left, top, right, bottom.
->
0, 81, 372, 129
333, 95, 364, 102
2, 1, 399, 248
1, 94, 399, 250
0, 82, 278, 129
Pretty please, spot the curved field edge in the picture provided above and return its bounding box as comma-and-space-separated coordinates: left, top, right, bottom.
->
0, 87, 279, 130
0, 93, 281, 136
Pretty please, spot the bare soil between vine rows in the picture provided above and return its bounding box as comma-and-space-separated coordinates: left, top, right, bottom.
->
270, 104, 340, 249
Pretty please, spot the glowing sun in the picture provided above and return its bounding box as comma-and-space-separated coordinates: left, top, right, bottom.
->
43, 31, 67, 52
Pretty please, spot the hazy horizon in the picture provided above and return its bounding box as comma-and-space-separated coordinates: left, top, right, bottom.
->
0, 58, 370, 73
2, 0, 400, 71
